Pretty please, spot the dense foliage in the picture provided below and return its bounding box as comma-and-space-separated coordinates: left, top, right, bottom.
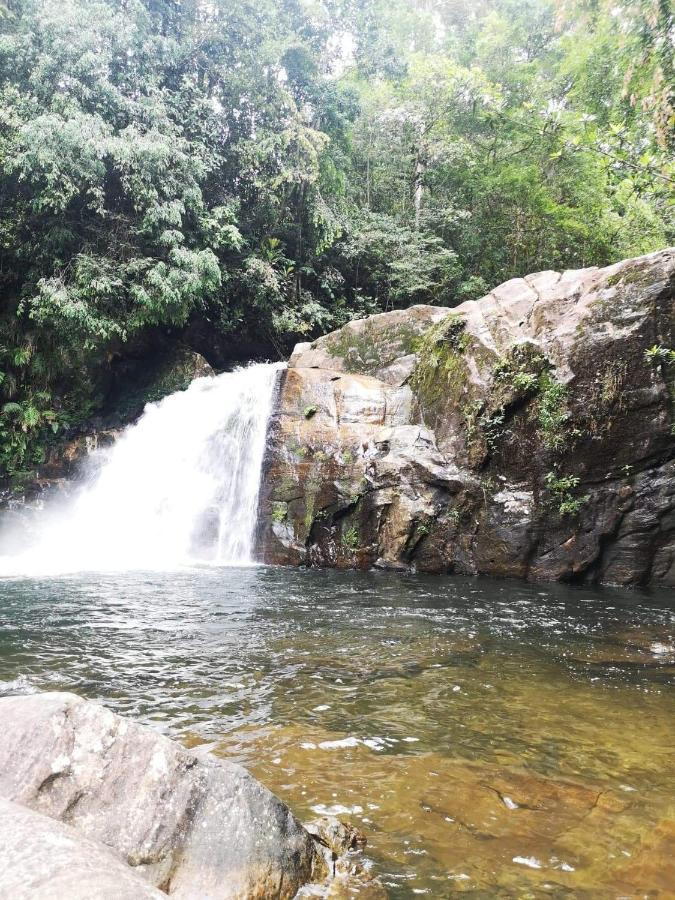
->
0, 0, 673, 475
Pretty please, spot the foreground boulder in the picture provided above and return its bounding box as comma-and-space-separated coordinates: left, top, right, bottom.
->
0, 798, 166, 900
0, 692, 326, 898
259, 248, 675, 586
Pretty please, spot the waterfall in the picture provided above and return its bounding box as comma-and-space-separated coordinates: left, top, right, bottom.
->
0, 362, 283, 576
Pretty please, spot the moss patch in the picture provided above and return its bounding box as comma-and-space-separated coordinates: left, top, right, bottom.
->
325, 320, 419, 375
271, 501, 288, 523
606, 265, 652, 288
410, 315, 472, 415
273, 474, 301, 502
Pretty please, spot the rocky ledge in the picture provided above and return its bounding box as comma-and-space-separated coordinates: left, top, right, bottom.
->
258, 248, 675, 587
0, 692, 379, 899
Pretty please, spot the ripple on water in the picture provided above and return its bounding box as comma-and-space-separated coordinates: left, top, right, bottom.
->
0, 567, 673, 896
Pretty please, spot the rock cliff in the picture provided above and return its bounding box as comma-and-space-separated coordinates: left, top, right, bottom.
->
258, 248, 675, 586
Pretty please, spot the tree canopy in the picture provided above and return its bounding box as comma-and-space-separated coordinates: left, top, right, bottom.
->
0, 0, 673, 475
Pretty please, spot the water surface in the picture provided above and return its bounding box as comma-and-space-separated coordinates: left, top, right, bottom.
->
0, 568, 673, 897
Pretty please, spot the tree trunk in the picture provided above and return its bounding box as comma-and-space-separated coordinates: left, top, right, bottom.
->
414, 152, 424, 230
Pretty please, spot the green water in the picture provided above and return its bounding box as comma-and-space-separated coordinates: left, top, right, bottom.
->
0, 568, 673, 897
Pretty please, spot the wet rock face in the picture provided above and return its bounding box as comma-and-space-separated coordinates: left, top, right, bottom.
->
259, 248, 675, 586
302, 817, 386, 899
0, 692, 326, 899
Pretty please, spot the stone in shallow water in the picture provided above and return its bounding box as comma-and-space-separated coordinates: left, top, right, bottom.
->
0, 797, 165, 900
564, 625, 675, 674
324, 876, 389, 899
0, 692, 326, 899
306, 815, 368, 855
301, 817, 386, 899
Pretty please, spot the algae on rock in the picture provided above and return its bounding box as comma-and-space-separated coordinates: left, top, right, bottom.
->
258, 249, 675, 587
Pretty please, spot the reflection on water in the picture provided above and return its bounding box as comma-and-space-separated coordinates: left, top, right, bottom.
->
0, 568, 673, 896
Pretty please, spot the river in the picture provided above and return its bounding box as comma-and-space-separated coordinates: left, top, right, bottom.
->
0, 566, 673, 896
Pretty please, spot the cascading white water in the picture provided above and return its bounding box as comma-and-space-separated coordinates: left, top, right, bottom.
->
0, 362, 283, 576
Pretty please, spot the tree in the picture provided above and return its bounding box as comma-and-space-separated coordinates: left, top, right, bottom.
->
0, 0, 671, 476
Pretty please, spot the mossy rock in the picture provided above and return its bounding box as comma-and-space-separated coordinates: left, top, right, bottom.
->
410, 315, 471, 416
324, 320, 420, 375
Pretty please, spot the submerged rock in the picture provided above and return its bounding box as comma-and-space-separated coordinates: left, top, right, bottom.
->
561, 624, 675, 676
259, 248, 675, 586
301, 817, 386, 899
225, 719, 662, 896
612, 819, 675, 896
0, 798, 165, 900
306, 816, 368, 856
0, 692, 327, 899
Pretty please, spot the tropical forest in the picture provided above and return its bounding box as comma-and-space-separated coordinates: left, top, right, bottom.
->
0, 2, 673, 898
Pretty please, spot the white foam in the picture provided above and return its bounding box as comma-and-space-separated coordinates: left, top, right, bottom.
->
0, 363, 283, 575
513, 856, 543, 869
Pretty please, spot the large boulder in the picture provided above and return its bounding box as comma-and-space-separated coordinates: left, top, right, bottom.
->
258, 248, 675, 586
0, 798, 166, 900
0, 692, 326, 899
